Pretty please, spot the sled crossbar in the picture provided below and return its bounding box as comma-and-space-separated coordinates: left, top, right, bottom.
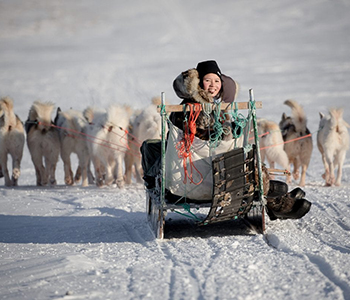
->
156, 101, 262, 113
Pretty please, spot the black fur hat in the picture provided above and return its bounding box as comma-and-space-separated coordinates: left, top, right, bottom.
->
196, 60, 222, 82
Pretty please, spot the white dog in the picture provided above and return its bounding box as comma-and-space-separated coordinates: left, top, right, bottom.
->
25, 101, 60, 186
317, 108, 350, 186
54, 108, 94, 187
0, 97, 25, 186
257, 118, 290, 177
124, 97, 163, 185
84, 104, 131, 188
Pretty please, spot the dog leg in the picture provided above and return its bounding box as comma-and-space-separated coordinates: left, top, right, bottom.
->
78, 158, 89, 187
124, 151, 133, 185
61, 147, 74, 185
115, 155, 125, 188
104, 164, 114, 186
320, 153, 329, 183
45, 157, 57, 186
34, 166, 43, 186
87, 162, 95, 184
325, 154, 335, 186
1, 154, 12, 186
74, 166, 82, 183
299, 164, 307, 187
292, 158, 300, 181
11, 156, 21, 186
32, 155, 47, 186
135, 160, 144, 184
92, 158, 104, 187
335, 151, 346, 186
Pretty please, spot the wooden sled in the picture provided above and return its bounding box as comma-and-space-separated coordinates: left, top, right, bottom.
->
145, 89, 266, 239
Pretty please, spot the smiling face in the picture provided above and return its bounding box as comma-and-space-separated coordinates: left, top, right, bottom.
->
202, 73, 222, 98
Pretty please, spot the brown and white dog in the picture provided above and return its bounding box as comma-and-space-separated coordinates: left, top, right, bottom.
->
317, 108, 349, 186
25, 101, 60, 186
279, 100, 313, 187
257, 118, 289, 178
54, 108, 94, 187
0, 97, 25, 186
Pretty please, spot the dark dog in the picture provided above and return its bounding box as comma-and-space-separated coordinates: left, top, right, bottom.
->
279, 100, 313, 187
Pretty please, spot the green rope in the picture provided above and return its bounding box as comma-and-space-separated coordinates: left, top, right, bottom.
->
209, 103, 231, 149
171, 203, 202, 221
224, 102, 248, 139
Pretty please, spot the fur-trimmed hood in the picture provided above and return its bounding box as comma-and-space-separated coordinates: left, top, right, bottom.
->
173, 68, 239, 104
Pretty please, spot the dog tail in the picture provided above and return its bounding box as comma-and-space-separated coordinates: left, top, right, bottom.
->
151, 95, 169, 106
83, 107, 95, 124
284, 100, 308, 134
329, 108, 350, 130
0, 96, 17, 127
0, 96, 14, 111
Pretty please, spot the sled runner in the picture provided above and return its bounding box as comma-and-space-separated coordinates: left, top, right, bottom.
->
143, 90, 266, 239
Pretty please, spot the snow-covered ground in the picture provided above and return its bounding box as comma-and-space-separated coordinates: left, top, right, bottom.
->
1, 0, 350, 299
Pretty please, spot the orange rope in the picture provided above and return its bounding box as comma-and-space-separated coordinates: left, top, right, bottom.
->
260, 133, 312, 150
38, 121, 142, 158
175, 103, 203, 185
249, 131, 270, 140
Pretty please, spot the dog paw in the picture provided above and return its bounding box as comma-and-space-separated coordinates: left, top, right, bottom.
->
12, 168, 21, 180
65, 177, 74, 186
116, 179, 125, 189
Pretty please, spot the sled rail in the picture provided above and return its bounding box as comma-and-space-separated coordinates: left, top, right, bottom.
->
156, 101, 262, 113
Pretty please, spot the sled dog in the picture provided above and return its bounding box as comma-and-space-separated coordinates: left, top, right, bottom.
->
54, 108, 94, 187
317, 108, 350, 186
279, 100, 313, 187
84, 104, 131, 188
257, 118, 289, 179
124, 97, 163, 184
25, 101, 60, 186
0, 96, 25, 186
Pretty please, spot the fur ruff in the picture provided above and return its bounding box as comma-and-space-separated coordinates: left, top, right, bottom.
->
183, 69, 213, 104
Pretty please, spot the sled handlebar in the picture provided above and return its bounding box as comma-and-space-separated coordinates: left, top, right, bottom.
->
156, 101, 262, 113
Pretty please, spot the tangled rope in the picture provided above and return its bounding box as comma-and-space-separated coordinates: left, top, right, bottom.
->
175, 103, 203, 185
224, 102, 248, 139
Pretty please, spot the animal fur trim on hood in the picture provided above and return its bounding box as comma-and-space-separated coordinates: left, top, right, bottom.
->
173, 68, 213, 104
173, 68, 239, 104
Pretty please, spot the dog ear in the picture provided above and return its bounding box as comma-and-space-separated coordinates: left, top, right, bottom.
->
319, 112, 324, 119
281, 112, 287, 120
53, 107, 62, 125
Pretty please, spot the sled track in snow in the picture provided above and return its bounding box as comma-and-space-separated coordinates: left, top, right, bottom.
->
265, 218, 350, 300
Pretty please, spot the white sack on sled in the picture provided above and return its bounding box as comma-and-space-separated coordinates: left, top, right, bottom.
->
165, 124, 243, 200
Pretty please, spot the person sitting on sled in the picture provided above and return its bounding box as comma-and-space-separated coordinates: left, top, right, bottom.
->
170, 60, 238, 140
169, 60, 311, 220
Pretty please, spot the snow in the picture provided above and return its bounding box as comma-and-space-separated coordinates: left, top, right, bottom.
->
1, 0, 350, 299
